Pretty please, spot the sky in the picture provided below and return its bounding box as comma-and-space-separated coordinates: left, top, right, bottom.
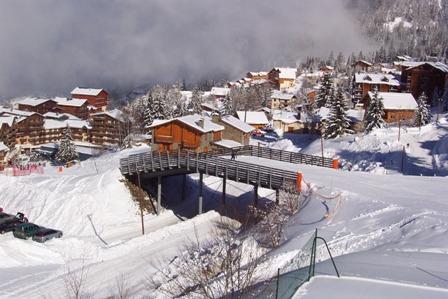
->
0, 0, 372, 100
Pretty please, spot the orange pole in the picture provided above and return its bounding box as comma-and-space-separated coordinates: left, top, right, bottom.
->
332, 159, 339, 169
296, 172, 302, 192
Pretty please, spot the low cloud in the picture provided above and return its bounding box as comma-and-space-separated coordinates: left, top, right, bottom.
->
0, 0, 373, 99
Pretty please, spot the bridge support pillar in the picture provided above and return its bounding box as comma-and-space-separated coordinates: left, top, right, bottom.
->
254, 185, 259, 207
181, 174, 187, 201
222, 176, 226, 205
275, 189, 280, 204
198, 172, 203, 214
157, 176, 162, 215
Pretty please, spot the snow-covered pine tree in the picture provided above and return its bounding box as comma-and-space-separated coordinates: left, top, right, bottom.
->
143, 92, 155, 129
151, 85, 169, 120
221, 94, 234, 115
414, 92, 431, 127
315, 73, 334, 109
322, 88, 353, 139
364, 89, 385, 133
189, 88, 203, 114
55, 126, 79, 163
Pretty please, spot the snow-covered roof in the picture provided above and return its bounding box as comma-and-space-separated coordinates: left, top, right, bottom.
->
43, 111, 80, 120
150, 114, 224, 133
44, 119, 91, 130
220, 115, 254, 133
355, 60, 373, 66
201, 102, 220, 112
0, 106, 37, 117
71, 87, 105, 96
402, 62, 448, 73
271, 90, 296, 101
321, 65, 335, 70
54, 97, 87, 107
91, 109, 126, 122
368, 92, 418, 110
354, 73, 400, 86
273, 67, 297, 79
210, 87, 230, 97
214, 139, 243, 149
0, 142, 8, 152
272, 110, 300, 124
247, 71, 268, 77
0, 115, 16, 127
236, 111, 269, 125
317, 107, 365, 123
16, 97, 54, 107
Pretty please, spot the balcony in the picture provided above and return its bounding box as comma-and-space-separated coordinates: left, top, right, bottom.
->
155, 135, 174, 143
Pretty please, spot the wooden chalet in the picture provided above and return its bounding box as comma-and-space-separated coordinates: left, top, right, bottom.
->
269, 90, 297, 110
0, 108, 45, 146
212, 115, 254, 147
400, 62, 448, 102
16, 98, 57, 115
43, 119, 91, 144
320, 65, 335, 73
268, 67, 297, 90
353, 60, 373, 72
150, 114, 224, 152
0, 115, 17, 148
210, 87, 230, 100
353, 73, 400, 103
367, 92, 417, 123
90, 109, 127, 146
71, 87, 109, 111
54, 97, 89, 119
0, 142, 8, 170
236, 111, 269, 129
246, 71, 268, 81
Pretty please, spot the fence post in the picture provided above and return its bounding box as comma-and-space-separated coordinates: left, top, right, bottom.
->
332, 159, 339, 169
275, 268, 280, 299
296, 172, 302, 193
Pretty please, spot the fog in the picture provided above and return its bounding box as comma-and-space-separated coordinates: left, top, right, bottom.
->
0, 0, 372, 99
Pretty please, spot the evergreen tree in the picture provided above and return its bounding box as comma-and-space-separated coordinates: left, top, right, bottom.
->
189, 88, 203, 114
143, 92, 155, 129
364, 89, 385, 133
221, 94, 234, 115
151, 85, 169, 119
322, 88, 353, 139
315, 74, 334, 109
414, 92, 431, 127
55, 126, 79, 163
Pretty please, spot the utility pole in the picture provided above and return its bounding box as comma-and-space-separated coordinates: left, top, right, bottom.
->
137, 172, 145, 235
320, 131, 324, 167
398, 118, 402, 142
401, 146, 405, 174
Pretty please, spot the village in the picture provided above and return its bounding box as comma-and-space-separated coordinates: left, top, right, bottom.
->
0, 56, 446, 174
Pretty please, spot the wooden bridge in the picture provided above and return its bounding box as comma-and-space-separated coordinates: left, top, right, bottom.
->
120, 145, 338, 215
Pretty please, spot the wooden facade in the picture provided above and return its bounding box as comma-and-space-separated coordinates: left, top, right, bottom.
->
18, 99, 57, 115
353, 60, 373, 72
268, 68, 296, 90
383, 110, 416, 123
55, 101, 89, 119
401, 63, 448, 102
15, 114, 45, 145
90, 112, 125, 145
72, 89, 109, 111
0, 118, 17, 149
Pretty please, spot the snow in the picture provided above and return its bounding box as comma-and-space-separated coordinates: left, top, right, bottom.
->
54, 97, 87, 107
0, 115, 16, 127
43, 112, 80, 120
354, 73, 400, 86
71, 87, 104, 96
368, 92, 417, 110
44, 119, 91, 130
0, 106, 36, 117
272, 110, 300, 124
317, 107, 365, 123
0, 141, 8, 152
220, 115, 254, 133
91, 109, 125, 122
214, 139, 243, 148
294, 276, 448, 299
150, 114, 224, 133
15, 98, 53, 107
271, 90, 296, 100
210, 87, 230, 97
236, 111, 269, 125
385, 17, 413, 32
274, 67, 297, 79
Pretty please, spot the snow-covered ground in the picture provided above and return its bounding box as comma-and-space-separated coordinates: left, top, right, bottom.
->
1, 116, 447, 298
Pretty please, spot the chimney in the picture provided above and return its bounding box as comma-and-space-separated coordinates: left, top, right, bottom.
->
197, 118, 205, 128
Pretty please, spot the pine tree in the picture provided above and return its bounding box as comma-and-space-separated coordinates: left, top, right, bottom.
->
189, 88, 203, 114
364, 89, 385, 133
322, 88, 353, 139
221, 95, 234, 115
151, 85, 169, 120
315, 74, 334, 109
414, 92, 431, 127
55, 126, 79, 163
143, 92, 155, 129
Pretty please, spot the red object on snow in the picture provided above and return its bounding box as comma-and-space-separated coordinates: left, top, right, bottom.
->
296, 172, 302, 193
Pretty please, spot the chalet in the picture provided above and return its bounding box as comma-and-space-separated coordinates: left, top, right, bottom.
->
0, 115, 17, 148
90, 109, 127, 146
43, 119, 91, 143
400, 62, 448, 102
367, 92, 417, 123
268, 67, 297, 90
201, 102, 221, 114
150, 114, 224, 152
43, 112, 80, 121
353, 73, 400, 102
236, 111, 269, 129
246, 71, 268, 81
212, 115, 254, 147
272, 110, 303, 133
0, 108, 45, 146
0, 142, 8, 170
210, 87, 230, 100
269, 90, 297, 110
54, 97, 89, 119
353, 60, 373, 72
320, 65, 335, 74
71, 87, 109, 111
16, 98, 57, 115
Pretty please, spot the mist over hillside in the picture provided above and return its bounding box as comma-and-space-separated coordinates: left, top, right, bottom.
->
0, 0, 371, 100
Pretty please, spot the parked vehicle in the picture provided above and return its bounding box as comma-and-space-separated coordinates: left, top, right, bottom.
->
13, 223, 41, 240
0, 212, 15, 225
32, 228, 63, 243
0, 219, 24, 234
252, 129, 266, 137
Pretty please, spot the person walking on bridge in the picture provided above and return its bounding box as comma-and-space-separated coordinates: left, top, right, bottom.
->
231, 149, 237, 160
